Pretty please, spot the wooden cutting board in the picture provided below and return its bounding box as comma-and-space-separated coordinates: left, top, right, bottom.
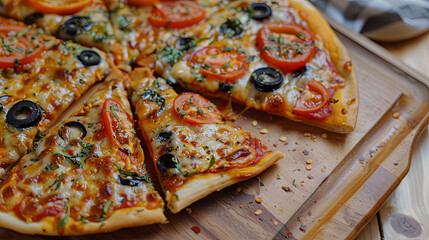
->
1, 17, 428, 240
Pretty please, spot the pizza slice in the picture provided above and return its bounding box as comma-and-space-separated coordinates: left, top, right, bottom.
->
0, 17, 108, 176
0, 78, 167, 235
128, 68, 284, 213
0, 0, 118, 52
153, 0, 358, 133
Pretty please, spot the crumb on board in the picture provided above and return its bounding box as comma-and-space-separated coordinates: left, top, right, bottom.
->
279, 136, 288, 142
191, 226, 201, 234
306, 165, 312, 171
311, 135, 317, 142
255, 197, 262, 203
239, 203, 244, 208
300, 224, 307, 232
273, 220, 279, 226
252, 120, 258, 126
321, 167, 326, 172
254, 209, 263, 215
304, 132, 311, 137
306, 159, 312, 164
281, 186, 292, 192
393, 112, 400, 118
393, 162, 399, 166
321, 133, 328, 139
380, 142, 386, 147
308, 175, 313, 179
186, 208, 192, 214
273, 143, 277, 147
260, 128, 268, 134
276, 173, 281, 179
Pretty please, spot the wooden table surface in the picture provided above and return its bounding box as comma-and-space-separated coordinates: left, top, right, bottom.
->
356, 32, 429, 239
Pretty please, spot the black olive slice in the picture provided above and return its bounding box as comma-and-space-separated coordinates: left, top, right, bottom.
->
176, 37, 196, 51
157, 131, 173, 142
219, 82, 233, 93
250, 3, 272, 21
292, 66, 308, 78
250, 67, 284, 92
157, 153, 176, 173
118, 175, 143, 187
78, 50, 101, 66
24, 13, 44, 25
6, 100, 42, 129
59, 16, 92, 37
220, 18, 244, 39
58, 121, 87, 140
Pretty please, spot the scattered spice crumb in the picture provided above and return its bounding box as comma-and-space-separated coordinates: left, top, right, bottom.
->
380, 142, 386, 147
281, 186, 291, 192
303, 149, 309, 155
304, 132, 311, 137
255, 197, 262, 203
279, 136, 288, 142
300, 224, 307, 232
393, 162, 399, 166
306, 165, 312, 171
321, 167, 326, 172
252, 120, 258, 126
236, 187, 241, 193
311, 135, 317, 142
306, 159, 312, 164
273, 220, 279, 226
359, 160, 365, 164
292, 179, 297, 187
191, 226, 201, 234
254, 209, 263, 216
260, 128, 268, 134
300, 180, 305, 187
341, 108, 347, 114
308, 175, 313, 179
185, 208, 192, 214
276, 173, 281, 180
321, 133, 328, 139
273, 144, 277, 147
392, 112, 400, 119
239, 203, 244, 208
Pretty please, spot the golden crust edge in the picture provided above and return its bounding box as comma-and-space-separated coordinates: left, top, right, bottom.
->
290, 0, 359, 133
0, 206, 167, 236
166, 151, 284, 213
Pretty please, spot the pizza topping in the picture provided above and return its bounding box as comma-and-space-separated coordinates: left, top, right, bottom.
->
58, 16, 92, 37
101, 99, 135, 155
114, 163, 151, 186
6, 100, 42, 129
128, 0, 158, 7
157, 131, 173, 142
293, 80, 331, 119
157, 153, 176, 173
58, 121, 87, 140
23, 13, 44, 25
220, 18, 244, 39
218, 82, 233, 93
158, 46, 184, 65
176, 37, 197, 51
188, 46, 249, 83
0, 24, 45, 70
256, 22, 316, 72
149, 1, 206, 29
78, 50, 101, 66
250, 67, 284, 92
57, 202, 69, 229
249, 3, 272, 21
173, 93, 222, 125
26, 0, 93, 15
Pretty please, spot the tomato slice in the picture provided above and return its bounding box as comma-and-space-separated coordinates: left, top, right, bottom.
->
187, 46, 249, 83
293, 80, 332, 120
0, 25, 45, 70
128, 0, 158, 6
256, 22, 316, 72
148, 1, 206, 29
27, 0, 93, 15
101, 99, 136, 154
173, 93, 222, 125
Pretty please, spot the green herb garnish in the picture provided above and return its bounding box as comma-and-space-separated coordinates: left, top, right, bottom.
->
57, 202, 70, 228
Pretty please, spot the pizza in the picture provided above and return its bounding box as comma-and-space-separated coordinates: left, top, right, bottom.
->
128, 67, 284, 213
119, 0, 357, 133
0, 16, 108, 177
0, 78, 166, 235
0, 0, 118, 52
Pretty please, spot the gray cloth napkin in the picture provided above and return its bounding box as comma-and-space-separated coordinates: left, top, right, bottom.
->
309, 0, 429, 42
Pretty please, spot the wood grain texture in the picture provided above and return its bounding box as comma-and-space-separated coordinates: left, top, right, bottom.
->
356, 216, 381, 240
1, 14, 428, 240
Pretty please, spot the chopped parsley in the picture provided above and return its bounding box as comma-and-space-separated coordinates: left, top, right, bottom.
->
196, 106, 203, 114
223, 61, 231, 68
118, 14, 132, 31
177, 108, 187, 118
157, 46, 183, 64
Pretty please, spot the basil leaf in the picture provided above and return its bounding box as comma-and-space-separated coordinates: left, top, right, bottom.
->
114, 163, 151, 184
49, 173, 64, 191
99, 200, 112, 222
57, 202, 70, 229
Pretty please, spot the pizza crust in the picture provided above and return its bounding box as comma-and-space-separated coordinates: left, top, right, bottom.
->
166, 151, 284, 213
0, 206, 167, 235
289, 0, 359, 133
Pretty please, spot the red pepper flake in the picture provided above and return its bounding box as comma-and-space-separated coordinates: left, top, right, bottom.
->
191, 226, 201, 234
